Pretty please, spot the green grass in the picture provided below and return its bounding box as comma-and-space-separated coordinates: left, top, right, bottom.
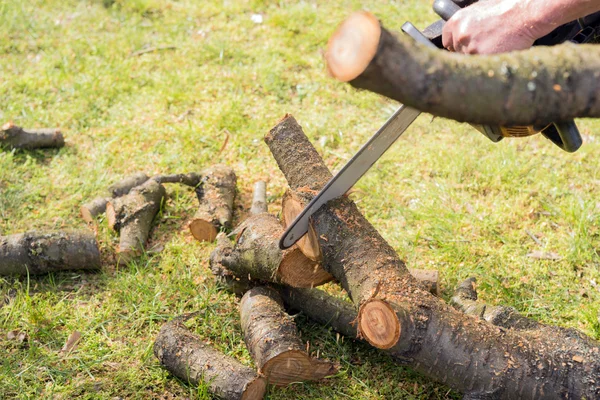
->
1, 0, 599, 398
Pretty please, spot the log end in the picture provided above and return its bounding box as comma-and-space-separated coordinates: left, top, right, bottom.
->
358, 299, 400, 349
261, 350, 335, 386
282, 191, 322, 262
189, 219, 218, 242
325, 11, 381, 82
106, 202, 117, 230
241, 376, 268, 400
279, 247, 333, 288
80, 206, 95, 224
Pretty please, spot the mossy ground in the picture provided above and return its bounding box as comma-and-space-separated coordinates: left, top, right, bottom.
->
1, 0, 599, 398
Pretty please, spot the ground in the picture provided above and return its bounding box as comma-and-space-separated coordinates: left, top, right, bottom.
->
1, 0, 599, 399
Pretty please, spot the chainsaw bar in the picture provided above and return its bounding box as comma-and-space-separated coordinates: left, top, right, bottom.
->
279, 105, 421, 249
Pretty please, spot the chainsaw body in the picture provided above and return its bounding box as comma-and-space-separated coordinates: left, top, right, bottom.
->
401, 0, 600, 152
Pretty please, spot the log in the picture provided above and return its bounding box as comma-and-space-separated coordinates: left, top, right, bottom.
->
0, 122, 64, 150
219, 213, 332, 288
80, 173, 150, 223
266, 114, 600, 399
325, 11, 600, 126
106, 179, 165, 262
240, 286, 337, 386
154, 314, 267, 400
0, 231, 101, 275
189, 165, 236, 242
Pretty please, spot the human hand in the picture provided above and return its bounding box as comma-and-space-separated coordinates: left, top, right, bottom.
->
441, 0, 547, 54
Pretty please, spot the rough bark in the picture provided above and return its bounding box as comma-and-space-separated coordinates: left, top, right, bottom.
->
0, 231, 101, 275
325, 11, 600, 126
106, 179, 165, 262
265, 114, 600, 399
189, 165, 236, 242
81, 173, 150, 224
240, 286, 337, 386
217, 213, 332, 288
0, 122, 64, 150
154, 314, 267, 400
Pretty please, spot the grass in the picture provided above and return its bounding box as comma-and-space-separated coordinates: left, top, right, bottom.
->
1, 0, 600, 398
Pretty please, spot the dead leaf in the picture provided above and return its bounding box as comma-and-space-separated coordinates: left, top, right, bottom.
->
60, 331, 82, 355
572, 355, 584, 363
526, 251, 562, 261
7, 330, 27, 343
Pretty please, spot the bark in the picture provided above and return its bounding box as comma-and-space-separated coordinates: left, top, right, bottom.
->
325, 11, 600, 126
152, 173, 201, 187
189, 165, 236, 242
0, 122, 64, 150
216, 213, 332, 288
250, 181, 268, 215
106, 179, 165, 262
265, 114, 600, 399
239, 286, 337, 386
0, 231, 101, 275
81, 173, 150, 224
154, 314, 267, 400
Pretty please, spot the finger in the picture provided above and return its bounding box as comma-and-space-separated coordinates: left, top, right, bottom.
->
441, 23, 454, 51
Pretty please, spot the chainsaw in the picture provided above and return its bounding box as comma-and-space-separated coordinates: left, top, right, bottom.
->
279, 0, 600, 250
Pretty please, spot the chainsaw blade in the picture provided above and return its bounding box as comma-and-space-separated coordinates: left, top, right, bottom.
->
279, 105, 421, 249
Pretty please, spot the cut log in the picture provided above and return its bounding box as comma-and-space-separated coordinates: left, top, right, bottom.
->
81, 173, 150, 224
266, 114, 600, 399
154, 314, 267, 400
249, 181, 267, 215
408, 269, 439, 296
189, 165, 236, 242
152, 173, 201, 187
281, 190, 321, 262
325, 11, 600, 126
240, 286, 337, 386
0, 231, 101, 275
106, 179, 165, 262
218, 213, 332, 288
0, 122, 64, 150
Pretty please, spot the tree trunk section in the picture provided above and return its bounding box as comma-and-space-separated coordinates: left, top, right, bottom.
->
0, 231, 101, 275
325, 11, 600, 126
81, 173, 150, 224
240, 286, 337, 386
154, 314, 267, 400
217, 213, 332, 288
265, 114, 600, 399
1, 122, 64, 149
189, 165, 236, 242
106, 179, 165, 263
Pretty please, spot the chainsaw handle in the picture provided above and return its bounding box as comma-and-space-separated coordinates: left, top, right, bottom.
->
433, 0, 461, 21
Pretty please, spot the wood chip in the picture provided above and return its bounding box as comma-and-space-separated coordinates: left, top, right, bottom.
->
526, 251, 562, 260
60, 331, 82, 355
572, 355, 584, 363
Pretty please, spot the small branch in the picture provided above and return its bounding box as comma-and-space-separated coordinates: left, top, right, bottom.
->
250, 181, 268, 215
130, 45, 176, 57
1, 122, 64, 150
152, 173, 202, 187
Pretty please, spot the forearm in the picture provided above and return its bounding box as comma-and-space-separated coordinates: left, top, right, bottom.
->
525, 0, 600, 37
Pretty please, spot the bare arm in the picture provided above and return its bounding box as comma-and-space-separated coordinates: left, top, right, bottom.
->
442, 0, 600, 54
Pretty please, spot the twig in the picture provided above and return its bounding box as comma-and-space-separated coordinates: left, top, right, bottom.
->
130, 45, 177, 57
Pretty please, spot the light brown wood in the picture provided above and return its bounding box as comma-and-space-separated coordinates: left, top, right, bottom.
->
282, 190, 322, 262
325, 11, 381, 82
358, 299, 400, 350
189, 219, 218, 242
